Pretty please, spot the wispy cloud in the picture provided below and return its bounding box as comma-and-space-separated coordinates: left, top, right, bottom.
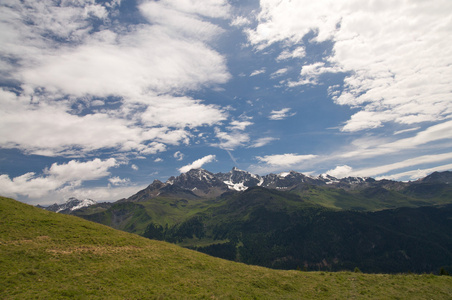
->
212, 128, 250, 151
250, 68, 266, 76
256, 153, 317, 167
179, 155, 217, 173
339, 120, 452, 159
270, 68, 288, 78
174, 151, 185, 161
269, 108, 296, 120
249, 137, 278, 148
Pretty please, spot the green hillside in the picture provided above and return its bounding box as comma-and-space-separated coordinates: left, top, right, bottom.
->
71, 186, 452, 273
1, 196, 452, 299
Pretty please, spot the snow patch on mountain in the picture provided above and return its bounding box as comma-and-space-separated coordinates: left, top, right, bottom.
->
224, 180, 248, 191
67, 198, 97, 212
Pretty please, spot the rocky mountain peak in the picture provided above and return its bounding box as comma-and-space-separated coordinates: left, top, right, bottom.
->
167, 168, 228, 196
419, 171, 452, 184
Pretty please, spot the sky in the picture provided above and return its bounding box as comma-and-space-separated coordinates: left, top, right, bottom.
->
1, 0, 452, 205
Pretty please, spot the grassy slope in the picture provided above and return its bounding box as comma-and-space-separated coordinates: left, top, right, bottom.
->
74, 196, 215, 235
1, 196, 451, 299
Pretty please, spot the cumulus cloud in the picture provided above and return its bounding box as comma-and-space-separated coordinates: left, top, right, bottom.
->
0, 158, 120, 199
276, 46, 306, 61
108, 176, 131, 186
0, 90, 172, 156
269, 108, 296, 120
227, 120, 253, 131
140, 96, 227, 128
288, 62, 343, 86
247, 0, 452, 131
325, 165, 353, 179
0, 0, 231, 158
256, 153, 317, 167
179, 155, 216, 173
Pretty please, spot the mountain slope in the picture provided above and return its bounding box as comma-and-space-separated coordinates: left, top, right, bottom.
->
172, 188, 452, 273
2, 196, 452, 299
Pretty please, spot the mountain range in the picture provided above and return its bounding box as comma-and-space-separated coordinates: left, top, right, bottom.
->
117, 168, 452, 202
41, 168, 452, 274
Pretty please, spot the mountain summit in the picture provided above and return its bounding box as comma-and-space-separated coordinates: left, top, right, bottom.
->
44, 197, 97, 213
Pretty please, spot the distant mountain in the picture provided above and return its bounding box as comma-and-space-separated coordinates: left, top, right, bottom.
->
419, 171, 452, 184
44, 197, 96, 213
121, 167, 444, 201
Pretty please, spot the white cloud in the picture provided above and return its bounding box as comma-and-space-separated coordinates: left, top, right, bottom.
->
45, 158, 119, 182
250, 68, 266, 76
249, 137, 278, 148
140, 96, 227, 128
227, 120, 253, 131
325, 165, 353, 179
154, 158, 163, 163
157, 0, 231, 19
0, 0, 231, 158
288, 62, 343, 86
212, 128, 250, 150
393, 127, 420, 135
174, 151, 185, 161
108, 176, 131, 186
231, 16, 251, 27
276, 46, 306, 61
256, 153, 317, 167
0, 158, 120, 199
131, 164, 139, 170
270, 68, 288, 78
376, 163, 452, 181
269, 108, 296, 120
139, 1, 225, 41
340, 120, 452, 159
0, 90, 174, 156
247, 0, 452, 131
347, 152, 452, 179
179, 155, 216, 173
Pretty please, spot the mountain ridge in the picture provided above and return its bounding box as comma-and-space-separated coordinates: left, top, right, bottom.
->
42, 169, 452, 213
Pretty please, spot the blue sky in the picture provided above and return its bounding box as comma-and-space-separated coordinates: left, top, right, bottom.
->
1, 0, 452, 205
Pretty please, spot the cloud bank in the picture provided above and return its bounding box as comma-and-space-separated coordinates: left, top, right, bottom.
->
247, 0, 452, 132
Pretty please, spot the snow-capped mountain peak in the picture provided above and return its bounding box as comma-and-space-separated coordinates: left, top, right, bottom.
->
44, 197, 97, 213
